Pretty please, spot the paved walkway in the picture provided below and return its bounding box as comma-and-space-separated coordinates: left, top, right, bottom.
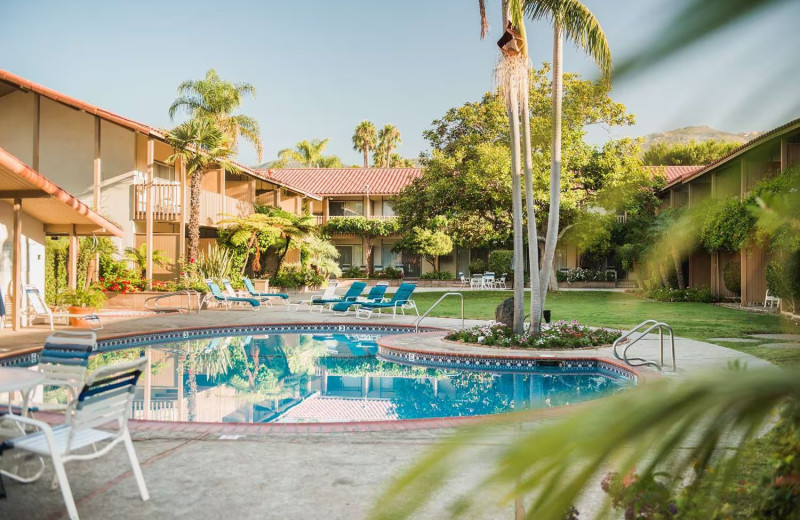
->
0, 305, 774, 519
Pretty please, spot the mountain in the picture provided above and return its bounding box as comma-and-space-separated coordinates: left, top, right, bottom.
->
640, 125, 759, 150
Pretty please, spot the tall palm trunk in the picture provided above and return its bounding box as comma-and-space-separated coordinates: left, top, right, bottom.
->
539, 23, 564, 307
363, 148, 369, 168
508, 81, 525, 335
672, 248, 685, 289
188, 170, 205, 262
274, 237, 292, 277
521, 85, 543, 334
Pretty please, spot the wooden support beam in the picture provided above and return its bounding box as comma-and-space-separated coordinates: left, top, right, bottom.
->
780, 138, 788, 173
11, 199, 22, 331
322, 196, 329, 224
93, 117, 101, 211
0, 190, 49, 199
145, 138, 154, 290
68, 225, 78, 289
178, 156, 187, 263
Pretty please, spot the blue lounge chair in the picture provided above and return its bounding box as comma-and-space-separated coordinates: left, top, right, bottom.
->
330, 282, 389, 315
354, 282, 419, 319
243, 278, 289, 305
312, 281, 366, 312
204, 280, 260, 310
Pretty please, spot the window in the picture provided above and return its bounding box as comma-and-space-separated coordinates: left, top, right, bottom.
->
154, 162, 176, 183
382, 201, 395, 217
336, 245, 363, 267
329, 200, 364, 217
380, 244, 401, 268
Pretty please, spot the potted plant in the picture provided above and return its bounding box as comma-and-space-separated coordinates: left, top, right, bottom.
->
62, 287, 106, 327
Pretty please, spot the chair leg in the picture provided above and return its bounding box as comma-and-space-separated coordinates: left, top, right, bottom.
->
123, 430, 149, 501
50, 452, 79, 520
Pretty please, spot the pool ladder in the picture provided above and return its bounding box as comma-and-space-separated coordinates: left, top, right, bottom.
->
144, 290, 202, 314
414, 292, 464, 333
613, 319, 676, 372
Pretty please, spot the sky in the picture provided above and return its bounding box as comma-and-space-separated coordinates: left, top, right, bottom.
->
1, 0, 798, 167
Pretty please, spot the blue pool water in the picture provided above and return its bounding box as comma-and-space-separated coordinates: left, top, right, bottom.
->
32, 326, 634, 424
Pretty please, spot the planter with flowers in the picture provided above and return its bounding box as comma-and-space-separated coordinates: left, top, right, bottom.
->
61, 287, 106, 327
445, 320, 622, 350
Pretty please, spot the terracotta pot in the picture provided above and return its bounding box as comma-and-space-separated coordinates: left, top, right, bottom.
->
68, 306, 96, 328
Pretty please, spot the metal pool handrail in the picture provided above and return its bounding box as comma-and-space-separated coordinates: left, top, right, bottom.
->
144, 290, 201, 314
414, 292, 464, 333
612, 319, 676, 371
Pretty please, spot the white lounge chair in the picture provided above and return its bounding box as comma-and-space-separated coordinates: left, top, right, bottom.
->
23, 286, 102, 330
0, 358, 150, 520
287, 281, 339, 312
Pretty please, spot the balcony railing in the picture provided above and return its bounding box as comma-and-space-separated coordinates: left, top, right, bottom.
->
134, 184, 254, 225
315, 214, 397, 226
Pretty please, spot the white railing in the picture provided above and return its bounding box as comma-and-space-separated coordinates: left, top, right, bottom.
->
133, 184, 181, 221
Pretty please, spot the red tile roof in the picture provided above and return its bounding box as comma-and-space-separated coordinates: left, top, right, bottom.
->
275, 396, 396, 423
256, 168, 422, 196
648, 165, 705, 187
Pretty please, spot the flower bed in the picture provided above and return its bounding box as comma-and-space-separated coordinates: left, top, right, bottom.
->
446, 321, 622, 350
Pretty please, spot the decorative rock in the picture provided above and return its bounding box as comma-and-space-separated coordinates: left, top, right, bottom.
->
495, 297, 515, 328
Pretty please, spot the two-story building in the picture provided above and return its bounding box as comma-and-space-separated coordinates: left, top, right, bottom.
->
659, 117, 800, 305
0, 69, 318, 285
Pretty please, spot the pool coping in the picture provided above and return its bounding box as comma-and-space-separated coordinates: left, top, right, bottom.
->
15, 322, 649, 433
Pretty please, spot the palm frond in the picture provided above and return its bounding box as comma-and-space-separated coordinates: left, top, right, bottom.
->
370, 367, 799, 519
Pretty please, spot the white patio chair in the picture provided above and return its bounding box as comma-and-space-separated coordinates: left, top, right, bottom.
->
287, 281, 339, 312
469, 274, 483, 289
221, 279, 256, 308
23, 286, 102, 330
764, 290, 781, 309
0, 358, 150, 520
494, 273, 508, 289
33, 330, 97, 411
457, 272, 470, 287
482, 272, 495, 289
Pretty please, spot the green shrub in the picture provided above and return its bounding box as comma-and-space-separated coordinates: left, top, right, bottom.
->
700, 197, 756, 252
557, 268, 615, 283
273, 266, 324, 289
468, 257, 487, 274
446, 321, 621, 349
341, 266, 367, 278
370, 267, 403, 279
722, 261, 741, 294
62, 287, 106, 309
420, 271, 454, 280
646, 286, 715, 303
488, 250, 513, 275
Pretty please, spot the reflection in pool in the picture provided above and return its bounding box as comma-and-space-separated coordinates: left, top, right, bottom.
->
64, 332, 633, 424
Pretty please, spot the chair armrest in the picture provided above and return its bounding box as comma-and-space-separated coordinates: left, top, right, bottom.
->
1, 413, 53, 432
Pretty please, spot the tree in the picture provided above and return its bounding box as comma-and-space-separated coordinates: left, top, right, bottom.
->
324, 217, 400, 276
389, 154, 415, 168
124, 244, 172, 279
352, 121, 378, 168
166, 119, 239, 263
523, 0, 612, 325
394, 217, 454, 272
254, 206, 315, 276
642, 139, 740, 166
277, 138, 341, 168
375, 125, 401, 167
168, 68, 263, 162
216, 213, 290, 274
302, 236, 342, 278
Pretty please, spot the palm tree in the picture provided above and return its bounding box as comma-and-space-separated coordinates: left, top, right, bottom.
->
217, 212, 292, 274
168, 68, 263, 162
254, 207, 316, 275
302, 236, 341, 278
375, 125, 401, 168
278, 139, 338, 168
124, 244, 172, 279
522, 0, 611, 312
352, 121, 378, 168
166, 119, 239, 263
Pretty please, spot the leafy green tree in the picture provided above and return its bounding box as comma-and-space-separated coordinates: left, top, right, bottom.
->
167, 119, 239, 263
393, 217, 454, 272
352, 121, 378, 168
374, 125, 401, 167
324, 217, 400, 276
254, 206, 316, 276
302, 235, 341, 278
123, 244, 172, 279
168, 68, 263, 162
216, 213, 290, 274
389, 154, 415, 167
643, 140, 740, 166
278, 138, 341, 168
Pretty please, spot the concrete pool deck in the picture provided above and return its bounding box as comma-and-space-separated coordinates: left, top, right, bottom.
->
0, 306, 775, 519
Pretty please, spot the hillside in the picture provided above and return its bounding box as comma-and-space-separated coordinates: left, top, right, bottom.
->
641, 125, 758, 150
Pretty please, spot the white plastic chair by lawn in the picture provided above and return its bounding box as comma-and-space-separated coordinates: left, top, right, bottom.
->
469, 274, 483, 289
494, 273, 508, 289
0, 358, 149, 520
764, 290, 781, 309
23, 285, 102, 330
287, 281, 339, 312
457, 272, 470, 288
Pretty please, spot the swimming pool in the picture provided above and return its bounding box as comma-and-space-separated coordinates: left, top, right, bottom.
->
21, 325, 635, 424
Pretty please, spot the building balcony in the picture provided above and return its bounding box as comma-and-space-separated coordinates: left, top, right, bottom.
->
314, 214, 397, 226
133, 184, 255, 226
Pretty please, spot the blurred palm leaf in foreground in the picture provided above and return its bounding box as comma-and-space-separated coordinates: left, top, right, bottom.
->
369, 368, 799, 519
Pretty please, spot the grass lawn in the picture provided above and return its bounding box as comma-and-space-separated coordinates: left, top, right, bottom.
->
403, 290, 800, 366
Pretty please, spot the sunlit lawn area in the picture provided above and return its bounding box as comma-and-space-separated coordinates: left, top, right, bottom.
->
404, 290, 800, 366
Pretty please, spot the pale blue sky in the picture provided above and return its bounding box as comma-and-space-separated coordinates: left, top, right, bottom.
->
1, 0, 798, 166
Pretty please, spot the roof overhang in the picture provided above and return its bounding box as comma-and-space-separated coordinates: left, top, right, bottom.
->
242, 166, 322, 200
0, 146, 124, 237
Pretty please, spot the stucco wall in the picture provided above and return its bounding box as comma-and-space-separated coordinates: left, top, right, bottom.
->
99, 120, 137, 248
0, 201, 46, 312
0, 90, 35, 165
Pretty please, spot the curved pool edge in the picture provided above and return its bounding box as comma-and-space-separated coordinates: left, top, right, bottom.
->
9, 322, 649, 433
